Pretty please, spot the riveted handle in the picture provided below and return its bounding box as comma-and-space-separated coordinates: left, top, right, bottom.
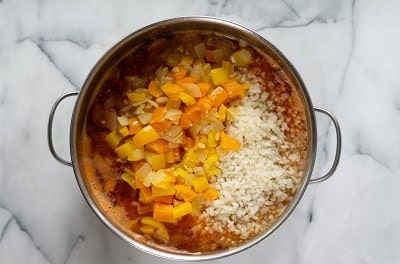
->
309, 107, 342, 184
47, 91, 79, 167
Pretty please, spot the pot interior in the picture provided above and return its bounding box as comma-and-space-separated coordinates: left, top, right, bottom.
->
70, 17, 316, 260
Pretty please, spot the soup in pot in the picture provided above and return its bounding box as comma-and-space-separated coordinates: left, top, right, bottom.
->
80, 31, 307, 253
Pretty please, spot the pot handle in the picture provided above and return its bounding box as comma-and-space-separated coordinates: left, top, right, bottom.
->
47, 91, 79, 167
309, 107, 342, 184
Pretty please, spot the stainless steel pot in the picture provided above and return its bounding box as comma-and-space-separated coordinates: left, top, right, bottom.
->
47, 17, 341, 261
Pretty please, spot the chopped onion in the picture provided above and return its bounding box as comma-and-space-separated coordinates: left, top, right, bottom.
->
212, 49, 224, 62
160, 76, 174, 86
135, 104, 145, 115
104, 96, 116, 108
143, 170, 167, 187
155, 96, 169, 105
136, 163, 152, 185
182, 83, 201, 97
138, 113, 153, 125
230, 48, 253, 67
193, 166, 205, 176
125, 76, 146, 88
201, 121, 224, 135
103, 109, 117, 131
117, 115, 129, 126
187, 124, 201, 138
164, 125, 184, 144
155, 67, 169, 81
164, 125, 182, 138
164, 109, 182, 122
147, 99, 159, 108
167, 53, 183, 67
194, 43, 206, 58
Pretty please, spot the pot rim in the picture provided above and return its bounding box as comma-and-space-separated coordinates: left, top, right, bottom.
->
69, 16, 317, 261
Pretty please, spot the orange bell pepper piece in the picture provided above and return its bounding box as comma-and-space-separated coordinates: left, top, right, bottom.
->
153, 203, 174, 222
222, 80, 245, 99
148, 80, 163, 98
175, 185, 198, 202
146, 138, 170, 154
220, 131, 241, 150
170, 66, 187, 80
197, 82, 211, 96
208, 86, 228, 108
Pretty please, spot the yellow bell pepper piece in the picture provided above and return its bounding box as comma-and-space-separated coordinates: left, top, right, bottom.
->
140, 225, 155, 234
230, 48, 253, 67
115, 142, 134, 159
146, 153, 166, 171
118, 126, 130, 137
181, 149, 200, 169
127, 88, 150, 103
179, 92, 196, 105
192, 176, 209, 193
139, 187, 154, 204
141, 217, 165, 230
141, 217, 170, 243
218, 104, 228, 122
207, 132, 218, 148
203, 153, 219, 172
127, 148, 145, 161
152, 184, 176, 197
133, 125, 160, 147
105, 131, 122, 149
172, 202, 193, 219
210, 67, 229, 85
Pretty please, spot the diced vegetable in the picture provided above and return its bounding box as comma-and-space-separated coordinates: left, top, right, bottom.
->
148, 80, 163, 98
230, 48, 253, 67
203, 188, 220, 201
105, 131, 122, 149
153, 203, 174, 222
175, 185, 198, 202
210, 67, 229, 85
139, 187, 154, 203
192, 176, 209, 192
181, 149, 200, 169
220, 131, 241, 150
172, 202, 193, 219
133, 125, 160, 147
115, 142, 134, 159
121, 168, 136, 189
179, 92, 196, 105
152, 184, 176, 197
127, 88, 150, 104
208, 86, 228, 108
127, 148, 145, 161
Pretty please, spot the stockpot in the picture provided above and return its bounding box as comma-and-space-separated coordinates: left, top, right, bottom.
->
48, 17, 341, 261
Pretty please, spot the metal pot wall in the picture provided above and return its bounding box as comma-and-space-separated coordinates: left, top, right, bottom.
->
48, 17, 341, 261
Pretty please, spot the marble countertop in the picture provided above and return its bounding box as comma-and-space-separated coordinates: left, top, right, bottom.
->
1, 0, 399, 263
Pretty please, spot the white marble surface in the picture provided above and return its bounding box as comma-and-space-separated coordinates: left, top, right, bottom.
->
1, 0, 399, 263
